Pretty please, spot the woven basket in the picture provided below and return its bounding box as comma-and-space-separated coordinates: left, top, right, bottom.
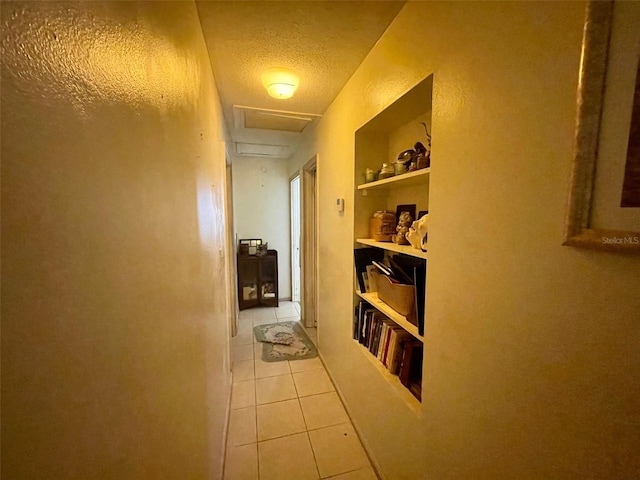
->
377, 275, 416, 322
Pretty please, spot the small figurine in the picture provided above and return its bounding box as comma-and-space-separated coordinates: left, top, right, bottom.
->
406, 214, 428, 251
256, 242, 269, 256
392, 211, 413, 245
414, 142, 427, 156
417, 122, 432, 169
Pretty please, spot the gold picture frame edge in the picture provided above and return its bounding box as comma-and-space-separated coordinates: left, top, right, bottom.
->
563, 0, 640, 253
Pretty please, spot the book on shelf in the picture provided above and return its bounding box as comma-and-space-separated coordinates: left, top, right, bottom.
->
386, 255, 414, 285
372, 312, 386, 356
367, 313, 376, 353
354, 248, 384, 293
355, 309, 411, 370
399, 339, 423, 401
372, 260, 393, 277
380, 323, 395, 366
362, 271, 370, 293
364, 310, 373, 350
360, 308, 381, 352
365, 265, 378, 292
368, 319, 377, 354
353, 296, 423, 400
376, 320, 390, 362
383, 324, 404, 369
389, 330, 413, 375
355, 301, 370, 344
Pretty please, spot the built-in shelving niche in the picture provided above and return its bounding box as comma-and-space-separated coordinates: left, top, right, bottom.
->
352, 74, 433, 410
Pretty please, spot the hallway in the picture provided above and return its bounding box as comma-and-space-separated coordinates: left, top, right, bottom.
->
226, 302, 376, 480
3, 2, 640, 479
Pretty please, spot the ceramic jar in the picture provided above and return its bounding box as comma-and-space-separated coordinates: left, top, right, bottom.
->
365, 168, 375, 183
378, 163, 394, 179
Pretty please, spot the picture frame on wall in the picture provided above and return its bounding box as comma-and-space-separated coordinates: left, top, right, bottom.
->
239, 238, 262, 256
395, 204, 416, 224
564, 0, 640, 252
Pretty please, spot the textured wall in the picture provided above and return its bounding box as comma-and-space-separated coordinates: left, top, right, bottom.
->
232, 156, 292, 299
1, 2, 231, 478
290, 1, 640, 479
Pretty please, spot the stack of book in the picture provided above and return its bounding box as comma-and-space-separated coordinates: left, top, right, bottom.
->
354, 301, 423, 400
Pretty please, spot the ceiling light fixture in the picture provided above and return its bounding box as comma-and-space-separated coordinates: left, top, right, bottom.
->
261, 68, 299, 99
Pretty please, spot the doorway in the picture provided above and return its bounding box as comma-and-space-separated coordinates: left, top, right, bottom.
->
301, 156, 318, 329
225, 160, 239, 337
290, 174, 301, 304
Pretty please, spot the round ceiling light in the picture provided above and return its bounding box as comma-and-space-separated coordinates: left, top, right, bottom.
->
261, 68, 299, 99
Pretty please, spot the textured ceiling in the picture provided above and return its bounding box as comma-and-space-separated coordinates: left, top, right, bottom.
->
196, 1, 405, 158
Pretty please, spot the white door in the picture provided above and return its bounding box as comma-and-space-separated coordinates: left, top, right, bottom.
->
290, 175, 301, 303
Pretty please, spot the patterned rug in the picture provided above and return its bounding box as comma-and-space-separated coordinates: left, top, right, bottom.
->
253, 321, 317, 362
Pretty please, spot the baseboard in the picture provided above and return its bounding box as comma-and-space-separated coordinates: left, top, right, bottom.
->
317, 351, 386, 480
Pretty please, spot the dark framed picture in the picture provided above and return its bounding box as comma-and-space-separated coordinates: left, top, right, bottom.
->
395, 204, 416, 224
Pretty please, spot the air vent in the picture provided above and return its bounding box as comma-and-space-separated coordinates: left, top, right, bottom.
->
235, 142, 290, 158
233, 105, 321, 133
245, 110, 312, 133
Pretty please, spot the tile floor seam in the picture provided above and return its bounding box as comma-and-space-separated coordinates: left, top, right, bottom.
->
256, 441, 261, 480
292, 367, 302, 398
297, 396, 310, 432
322, 467, 370, 479
305, 421, 343, 433
251, 346, 257, 407
230, 439, 256, 448
305, 430, 322, 480
256, 429, 306, 444
255, 381, 260, 480
254, 397, 296, 407
253, 353, 260, 474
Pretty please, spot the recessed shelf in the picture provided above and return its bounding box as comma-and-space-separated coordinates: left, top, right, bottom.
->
356, 291, 423, 342
357, 168, 430, 191
352, 74, 432, 413
356, 239, 428, 259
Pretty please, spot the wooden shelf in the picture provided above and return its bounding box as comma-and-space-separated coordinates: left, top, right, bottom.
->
356, 291, 423, 342
356, 239, 427, 259
357, 168, 429, 191
354, 342, 422, 415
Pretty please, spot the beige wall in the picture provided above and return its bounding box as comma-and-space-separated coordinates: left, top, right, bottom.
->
232, 156, 292, 299
1, 2, 232, 478
290, 2, 640, 478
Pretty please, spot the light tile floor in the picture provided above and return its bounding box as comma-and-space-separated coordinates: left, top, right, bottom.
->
225, 302, 377, 480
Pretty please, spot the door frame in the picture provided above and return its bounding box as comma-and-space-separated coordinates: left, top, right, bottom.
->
301, 155, 318, 329
224, 153, 239, 337
289, 173, 301, 303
